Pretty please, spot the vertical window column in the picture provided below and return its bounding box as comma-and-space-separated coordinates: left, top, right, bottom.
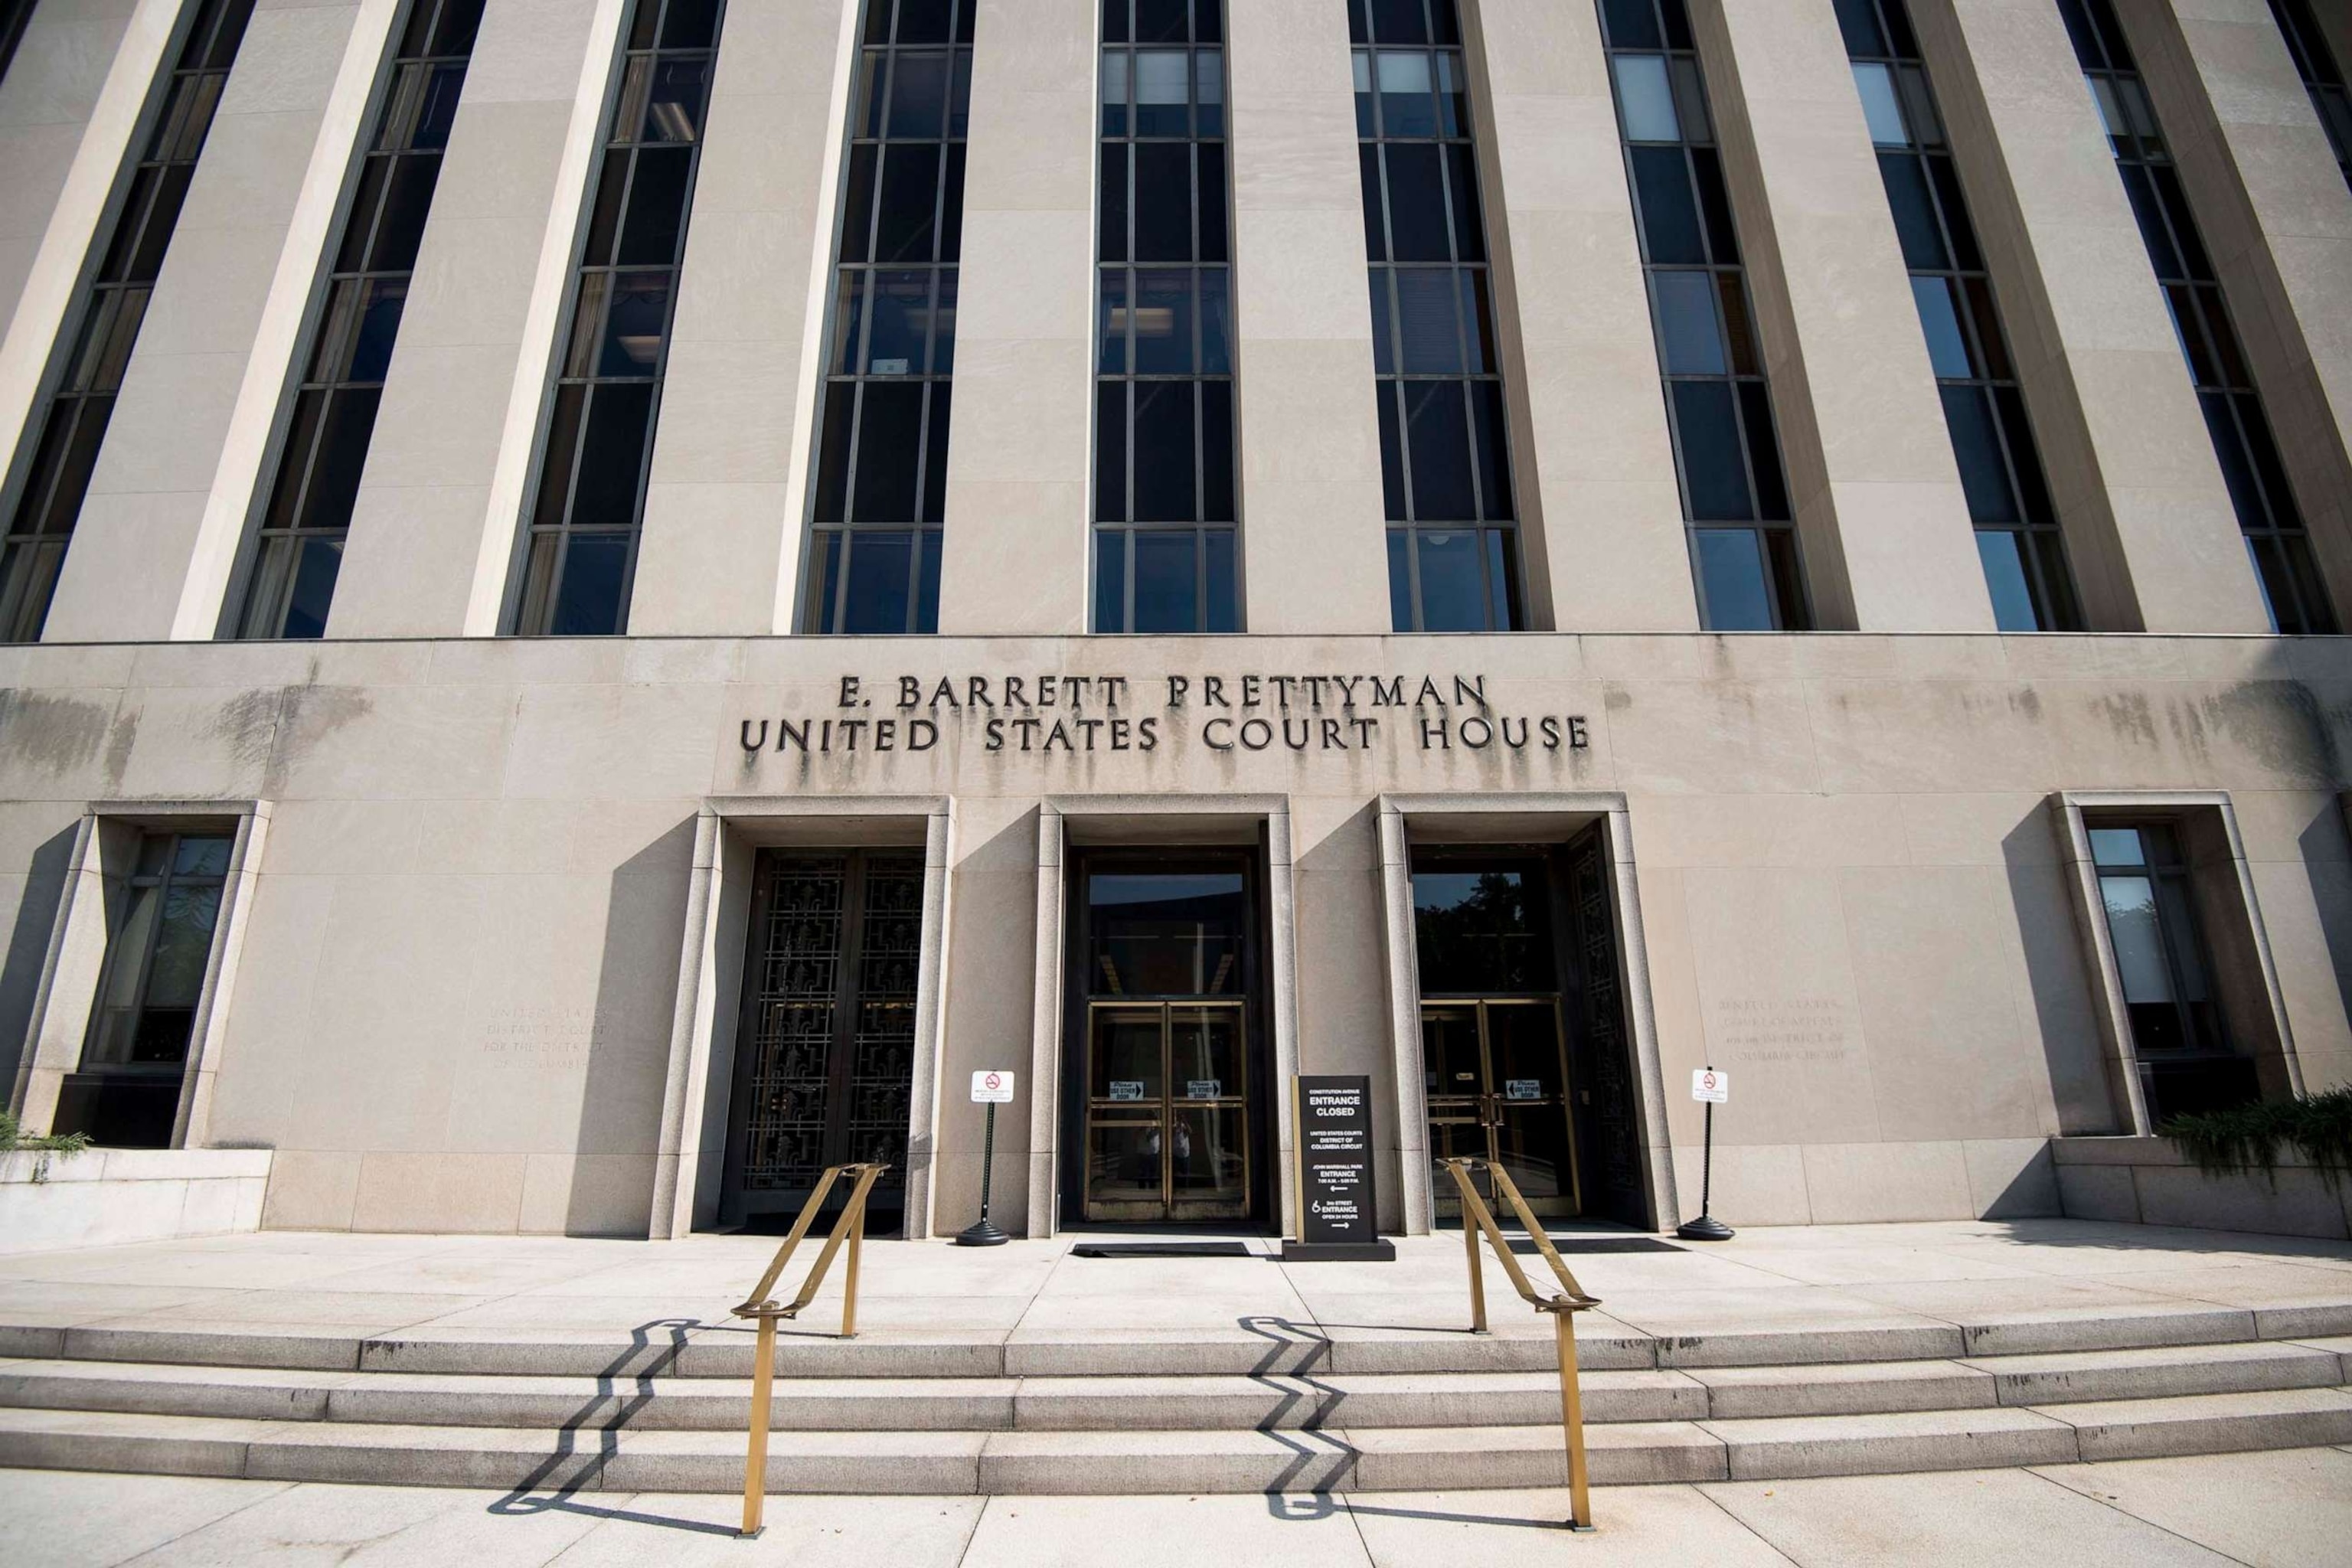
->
802, 0, 972, 636
0, 0, 254, 643
1353, 0, 1520, 634
2062, 0, 2334, 635
1837, 0, 2079, 632
514, 0, 722, 636
1093, 0, 1235, 635
2271, 0, 2351, 194
234, 0, 483, 641
1599, 0, 1805, 632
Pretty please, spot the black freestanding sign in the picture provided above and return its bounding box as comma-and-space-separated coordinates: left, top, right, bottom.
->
1283, 1074, 1395, 1261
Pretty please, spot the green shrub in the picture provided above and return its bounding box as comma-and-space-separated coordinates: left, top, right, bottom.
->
2157, 1086, 2352, 1191
0, 1108, 93, 1181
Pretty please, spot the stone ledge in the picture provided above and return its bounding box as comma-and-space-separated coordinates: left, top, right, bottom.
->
0, 1148, 272, 1253
2051, 1137, 2351, 1240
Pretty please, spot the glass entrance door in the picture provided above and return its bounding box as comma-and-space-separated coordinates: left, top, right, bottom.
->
1085, 1001, 1248, 1222
1424, 998, 1580, 1220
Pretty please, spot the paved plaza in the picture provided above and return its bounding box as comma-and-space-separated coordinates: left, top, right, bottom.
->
5, 1217, 2351, 1357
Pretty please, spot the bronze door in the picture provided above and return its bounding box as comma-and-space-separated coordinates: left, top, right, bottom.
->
1424, 998, 1581, 1220
724, 849, 922, 1225
1084, 1001, 1249, 1222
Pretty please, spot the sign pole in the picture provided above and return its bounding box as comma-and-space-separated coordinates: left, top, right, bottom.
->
1676, 1065, 1734, 1242
957, 1070, 1014, 1246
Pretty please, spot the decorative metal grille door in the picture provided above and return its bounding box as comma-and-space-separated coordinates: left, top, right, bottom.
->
1566, 827, 1645, 1220
726, 849, 920, 1223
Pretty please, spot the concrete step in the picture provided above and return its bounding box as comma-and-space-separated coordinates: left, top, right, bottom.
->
0, 1386, 2346, 1494
11, 1298, 2339, 1381
2, 1341, 2341, 1432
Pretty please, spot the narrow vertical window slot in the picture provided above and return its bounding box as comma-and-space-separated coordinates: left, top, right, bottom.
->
0, 0, 257, 643
2060, 0, 2334, 634
2269, 0, 2350, 195
802, 0, 972, 635
1354, 0, 1522, 633
512, 0, 726, 636
232, 0, 485, 641
1092, 0, 1236, 634
1836, 0, 2079, 632
1599, 0, 1808, 632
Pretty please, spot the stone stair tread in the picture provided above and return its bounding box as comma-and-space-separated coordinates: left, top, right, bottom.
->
1963, 1340, 2347, 1403
12, 1300, 2350, 1378
1694, 1403, 2082, 1480
4, 1389, 2348, 1492
2024, 1384, 2352, 1461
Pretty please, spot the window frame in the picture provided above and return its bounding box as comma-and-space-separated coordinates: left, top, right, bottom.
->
1090, 0, 1242, 635
504, 0, 729, 638
224, 0, 485, 642
1353, 0, 1527, 635
1599, 0, 1811, 632
0, 0, 258, 645
11, 801, 270, 1152
1836, 0, 2081, 632
796, 0, 975, 637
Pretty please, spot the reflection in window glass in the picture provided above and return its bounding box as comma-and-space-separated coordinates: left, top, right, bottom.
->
1604, 0, 1806, 629
1, 0, 256, 643
514, 0, 727, 635
804, 0, 972, 634
1411, 860, 1557, 993
2084, 818, 2249, 1121
1095, 0, 1236, 633
2058, 0, 2331, 634
1089, 871, 1246, 995
1356, 0, 1521, 632
236, 0, 485, 640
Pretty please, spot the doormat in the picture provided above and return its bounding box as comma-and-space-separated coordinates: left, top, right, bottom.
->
1070, 1242, 1256, 1259
1507, 1236, 1684, 1255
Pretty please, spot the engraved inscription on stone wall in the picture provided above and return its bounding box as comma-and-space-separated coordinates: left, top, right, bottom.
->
1707, 997, 1851, 1065
481, 1005, 609, 1065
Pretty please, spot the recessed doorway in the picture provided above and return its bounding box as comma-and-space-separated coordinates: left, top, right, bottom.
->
720, 848, 920, 1233
1411, 826, 1649, 1228
1061, 849, 1270, 1227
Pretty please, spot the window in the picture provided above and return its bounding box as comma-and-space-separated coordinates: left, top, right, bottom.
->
1093, 0, 1237, 633
2061, 0, 2334, 635
58, 830, 234, 1148
802, 0, 973, 635
513, 0, 724, 635
2270, 0, 2351, 195
1353, 0, 1521, 632
1600, 0, 1808, 631
2086, 821, 2255, 1123
1836, 0, 2079, 632
232, 0, 483, 640
0, 0, 255, 643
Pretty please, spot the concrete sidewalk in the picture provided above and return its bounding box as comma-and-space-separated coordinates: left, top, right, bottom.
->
5, 1447, 2350, 1566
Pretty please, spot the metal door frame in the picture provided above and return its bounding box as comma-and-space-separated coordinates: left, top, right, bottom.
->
1422, 995, 1583, 1219
1081, 998, 1250, 1222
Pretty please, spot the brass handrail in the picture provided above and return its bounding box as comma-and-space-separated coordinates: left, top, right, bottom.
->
731, 1161, 887, 1539
1438, 1156, 1602, 1532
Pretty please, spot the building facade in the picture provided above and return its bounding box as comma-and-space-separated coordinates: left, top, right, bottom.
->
1, 0, 2350, 1240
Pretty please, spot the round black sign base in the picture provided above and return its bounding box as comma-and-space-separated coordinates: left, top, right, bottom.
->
1675, 1215, 1736, 1242
954, 1220, 1011, 1247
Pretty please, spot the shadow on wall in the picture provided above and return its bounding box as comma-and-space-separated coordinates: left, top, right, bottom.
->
570, 817, 699, 1237
0, 823, 76, 1111
2296, 804, 2352, 1065
2001, 805, 2114, 1135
